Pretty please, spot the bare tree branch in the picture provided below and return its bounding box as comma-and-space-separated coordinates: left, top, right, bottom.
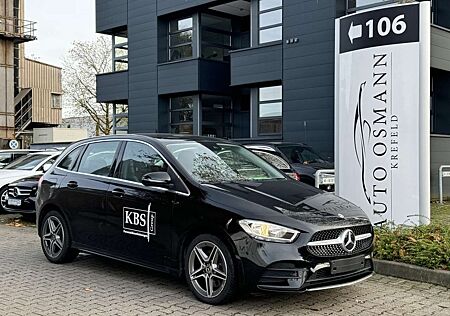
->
62, 35, 116, 136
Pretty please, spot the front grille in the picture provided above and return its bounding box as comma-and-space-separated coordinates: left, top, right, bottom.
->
310, 225, 372, 242
307, 225, 373, 258
8, 187, 32, 198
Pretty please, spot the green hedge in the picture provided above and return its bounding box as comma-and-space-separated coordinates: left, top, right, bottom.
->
373, 224, 450, 271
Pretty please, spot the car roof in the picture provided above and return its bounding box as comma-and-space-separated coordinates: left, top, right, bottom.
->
0, 149, 40, 153
244, 142, 309, 148
27, 151, 62, 156
72, 133, 233, 145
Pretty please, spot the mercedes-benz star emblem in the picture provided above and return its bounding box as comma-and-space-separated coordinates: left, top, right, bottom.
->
340, 229, 356, 252
13, 188, 19, 198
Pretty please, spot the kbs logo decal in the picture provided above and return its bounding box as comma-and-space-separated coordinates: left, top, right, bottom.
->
123, 204, 156, 242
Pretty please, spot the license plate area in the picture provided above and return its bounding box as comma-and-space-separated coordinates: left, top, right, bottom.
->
8, 198, 22, 206
330, 255, 365, 275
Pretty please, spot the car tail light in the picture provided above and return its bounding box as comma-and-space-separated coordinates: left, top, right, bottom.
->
293, 172, 301, 182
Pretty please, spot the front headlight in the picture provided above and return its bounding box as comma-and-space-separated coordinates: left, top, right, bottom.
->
238, 219, 300, 243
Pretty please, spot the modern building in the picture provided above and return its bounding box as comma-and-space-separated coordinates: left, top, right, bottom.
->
0, 0, 36, 145
96, 0, 450, 197
0, 0, 63, 149
15, 58, 63, 147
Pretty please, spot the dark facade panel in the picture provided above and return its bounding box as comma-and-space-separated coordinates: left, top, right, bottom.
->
199, 60, 231, 93
96, 71, 129, 103
158, 59, 231, 95
435, 0, 450, 29
96, 0, 127, 34
283, 0, 337, 159
230, 44, 282, 86
158, 60, 199, 95
128, 0, 159, 133
157, 0, 223, 16
432, 68, 450, 134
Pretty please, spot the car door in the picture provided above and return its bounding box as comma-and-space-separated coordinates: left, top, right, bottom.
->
105, 140, 183, 269
60, 140, 121, 251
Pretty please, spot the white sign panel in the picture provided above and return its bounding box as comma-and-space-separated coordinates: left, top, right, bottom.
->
335, 3, 430, 225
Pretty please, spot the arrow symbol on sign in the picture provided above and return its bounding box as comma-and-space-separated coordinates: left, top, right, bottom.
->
348, 22, 362, 44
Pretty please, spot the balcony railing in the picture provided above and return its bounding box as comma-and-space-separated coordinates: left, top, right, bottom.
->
0, 15, 37, 43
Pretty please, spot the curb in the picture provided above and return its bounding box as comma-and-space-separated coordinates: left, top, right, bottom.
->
373, 259, 450, 288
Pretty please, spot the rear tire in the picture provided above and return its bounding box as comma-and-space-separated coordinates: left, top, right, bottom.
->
184, 234, 238, 305
40, 211, 79, 264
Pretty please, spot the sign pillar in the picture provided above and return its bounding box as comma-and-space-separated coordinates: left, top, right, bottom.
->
335, 2, 431, 225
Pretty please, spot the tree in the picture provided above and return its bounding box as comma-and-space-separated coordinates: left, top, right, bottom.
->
62, 36, 126, 136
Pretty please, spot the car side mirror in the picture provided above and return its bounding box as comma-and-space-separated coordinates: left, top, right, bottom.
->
42, 163, 52, 172
141, 172, 173, 188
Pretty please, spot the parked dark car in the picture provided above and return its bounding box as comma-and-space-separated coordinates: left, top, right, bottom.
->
37, 134, 373, 305
4, 175, 40, 216
244, 142, 335, 191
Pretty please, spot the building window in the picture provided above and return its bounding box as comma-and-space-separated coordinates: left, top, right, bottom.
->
258, 85, 282, 135
259, 0, 283, 44
113, 104, 128, 135
170, 96, 195, 134
347, 0, 395, 12
51, 93, 62, 108
201, 95, 232, 138
113, 34, 128, 71
169, 17, 193, 61
201, 14, 232, 61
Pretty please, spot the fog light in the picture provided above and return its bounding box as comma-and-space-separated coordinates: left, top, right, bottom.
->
287, 268, 308, 288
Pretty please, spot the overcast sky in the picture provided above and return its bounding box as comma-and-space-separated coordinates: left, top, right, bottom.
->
25, 0, 96, 67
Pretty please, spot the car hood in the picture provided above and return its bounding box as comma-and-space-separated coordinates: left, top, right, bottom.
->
9, 174, 41, 187
0, 170, 36, 187
202, 180, 369, 231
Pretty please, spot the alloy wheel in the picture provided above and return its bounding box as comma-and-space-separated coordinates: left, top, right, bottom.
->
0, 189, 8, 210
42, 216, 65, 258
188, 241, 228, 299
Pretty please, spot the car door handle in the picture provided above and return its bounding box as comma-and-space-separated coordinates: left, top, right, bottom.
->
111, 188, 125, 198
67, 181, 78, 188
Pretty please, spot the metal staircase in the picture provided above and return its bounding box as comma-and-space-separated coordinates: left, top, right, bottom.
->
14, 88, 32, 136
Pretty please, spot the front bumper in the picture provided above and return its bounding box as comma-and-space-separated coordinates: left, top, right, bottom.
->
4, 197, 36, 214
232, 231, 374, 292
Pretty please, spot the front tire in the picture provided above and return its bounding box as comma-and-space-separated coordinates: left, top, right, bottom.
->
40, 211, 79, 263
184, 234, 238, 305
0, 186, 9, 214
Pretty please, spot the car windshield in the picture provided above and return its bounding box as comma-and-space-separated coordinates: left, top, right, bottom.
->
4, 154, 49, 171
164, 140, 286, 184
278, 145, 326, 164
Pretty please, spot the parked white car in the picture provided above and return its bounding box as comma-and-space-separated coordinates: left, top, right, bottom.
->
0, 151, 61, 212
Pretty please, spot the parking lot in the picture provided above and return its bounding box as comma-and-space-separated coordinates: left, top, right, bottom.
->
0, 216, 448, 316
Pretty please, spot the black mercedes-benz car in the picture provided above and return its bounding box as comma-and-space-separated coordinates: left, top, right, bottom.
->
5, 175, 40, 216
244, 142, 335, 191
36, 134, 373, 305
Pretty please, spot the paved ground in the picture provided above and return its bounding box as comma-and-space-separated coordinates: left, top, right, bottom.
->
0, 217, 449, 316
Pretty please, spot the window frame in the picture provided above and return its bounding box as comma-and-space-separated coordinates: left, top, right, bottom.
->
57, 145, 85, 171
112, 33, 128, 71
258, 85, 283, 136
200, 13, 233, 62
168, 16, 194, 61
258, 0, 283, 44
51, 93, 62, 109
75, 141, 122, 177
170, 95, 196, 135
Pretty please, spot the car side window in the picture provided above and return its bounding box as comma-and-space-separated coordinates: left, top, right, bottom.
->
118, 142, 168, 183
253, 150, 290, 170
58, 147, 83, 171
78, 142, 120, 176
